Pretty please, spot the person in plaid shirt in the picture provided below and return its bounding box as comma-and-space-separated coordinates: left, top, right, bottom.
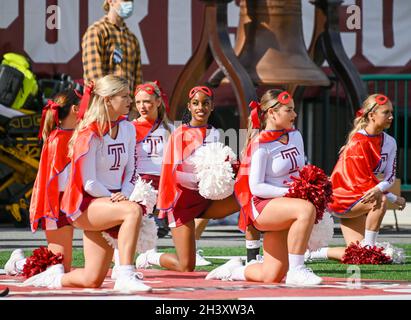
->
82, 0, 143, 90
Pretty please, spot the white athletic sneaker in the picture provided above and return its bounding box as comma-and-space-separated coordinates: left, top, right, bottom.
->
111, 265, 119, 280
304, 250, 312, 262
135, 249, 155, 269
205, 257, 243, 281
195, 249, 212, 267
285, 265, 323, 286
22, 264, 64, 289
111, 266, 144, 281
5, 249, 25, 276
114, 273, 152, 293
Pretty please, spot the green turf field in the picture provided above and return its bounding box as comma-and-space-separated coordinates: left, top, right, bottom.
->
1, 245, 411, 281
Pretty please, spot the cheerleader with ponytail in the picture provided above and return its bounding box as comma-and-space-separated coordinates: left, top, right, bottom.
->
307, 94, 406, 264
135, 85, 240, 272
207, 89, 323, 286
22, 75, 151, 293
5, 90, 80, 277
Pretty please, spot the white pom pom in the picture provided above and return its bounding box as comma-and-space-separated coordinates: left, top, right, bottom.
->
102, 216, 158, 254
308, 211, 334, 251
129, 177, 158, 214
102, 232, 117, 249
191, 142, 237, 200
375, 242, 406, 264
137, 215, 158, 254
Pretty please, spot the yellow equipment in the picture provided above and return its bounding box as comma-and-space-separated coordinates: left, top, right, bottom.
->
0, 111, 41, 227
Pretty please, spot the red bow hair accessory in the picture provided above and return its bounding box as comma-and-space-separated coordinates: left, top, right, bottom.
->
375, 94, 388, 105
38, 100, 61, 139
355, 108, 364, 118
77, 82, 95, 120
277, 91, 292, 105
188, 86, 213, 99
154, 80, 170, 115
249, 100, 261, 129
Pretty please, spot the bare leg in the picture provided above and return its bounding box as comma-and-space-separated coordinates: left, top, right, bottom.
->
72, 198, 142, 265
158, 220, 197, 272
194, 218, 209, 241
327, 196, 387, 261
246, 224, 261, 241
253, 197, 316, 255
45, 225, 74, 273
244, 230, 289, 283
61, 231, 113, 288
202, 194, 240, 220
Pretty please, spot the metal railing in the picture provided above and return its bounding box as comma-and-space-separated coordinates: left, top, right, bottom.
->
361, 74, 411, 191
300, 74, 410, 192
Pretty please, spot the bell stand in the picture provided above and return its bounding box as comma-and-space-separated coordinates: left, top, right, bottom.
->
168, 0, 257, 129
169, 0, 367, 127
292, 0, 367, 116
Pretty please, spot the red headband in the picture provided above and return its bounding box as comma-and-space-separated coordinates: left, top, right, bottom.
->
277, 91, 292, 105
38, 100, 61, 139
189, 86, 213, 99
375, 94, 388, 105
135, 83, 156, 96
249, 101, 261, 129
135, 81, 170, 115
356, 94, 389, 119
77, 82, 95, 120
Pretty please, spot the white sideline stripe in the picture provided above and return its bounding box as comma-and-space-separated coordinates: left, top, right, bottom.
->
5, 295, 177, 300
206, 255, 246, 260
241, 294, 411, 300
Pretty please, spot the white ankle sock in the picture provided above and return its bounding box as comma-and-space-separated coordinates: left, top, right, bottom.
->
246, 240, 261, 249
15, 258, 27, 272
288, 254, 305, 270
147, 251, 163, 266
230, 266, 246, 281
117, 265, 134, 278
309, 247, 329, 260
363, 230, 378, 246
113, 249, 120, 266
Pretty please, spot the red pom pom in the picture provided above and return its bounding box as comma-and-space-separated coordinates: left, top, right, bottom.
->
341, 241, 392, 264
22, 247, 64, 279
284, 164, 333, 224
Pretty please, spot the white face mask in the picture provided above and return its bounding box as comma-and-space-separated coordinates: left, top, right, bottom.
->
116, 1, 134, 19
